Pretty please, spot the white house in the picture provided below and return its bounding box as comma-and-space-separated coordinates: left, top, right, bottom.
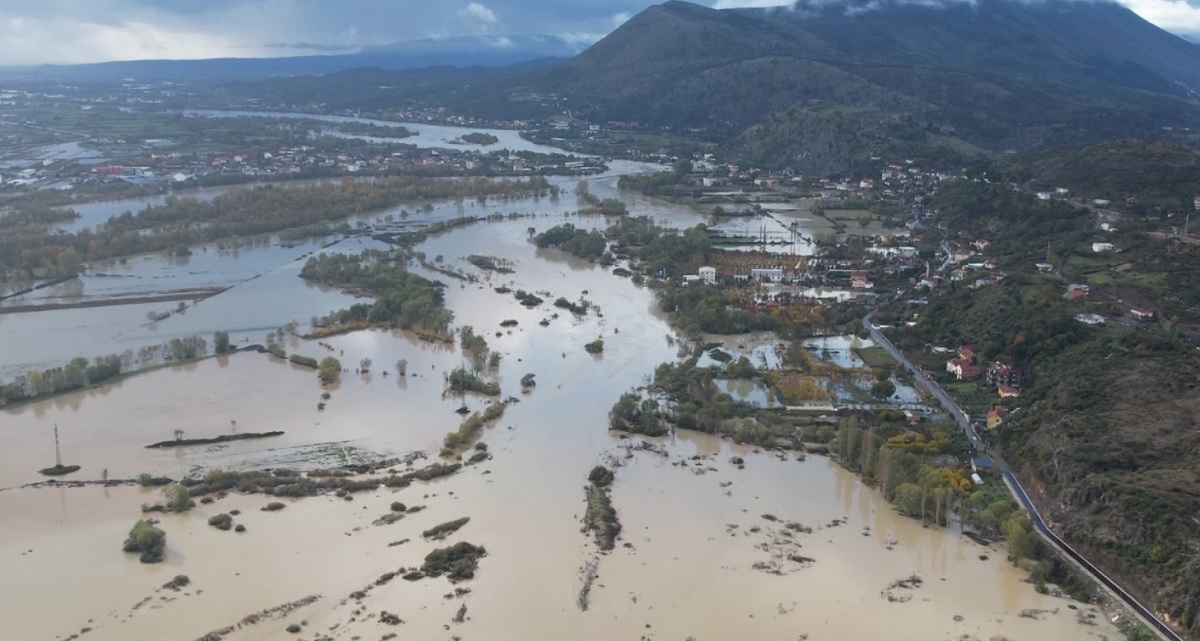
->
1092, 242, 1114, 253
1093, 199, 1111, 207
698, 266, 717, 285
1076, 313, 1106, 326
750, 267, 784, 283
1036, 192, 1052, 201
1130, 307, 1156, 321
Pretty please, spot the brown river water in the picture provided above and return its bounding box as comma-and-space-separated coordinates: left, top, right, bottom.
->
0, 152, 1119, 641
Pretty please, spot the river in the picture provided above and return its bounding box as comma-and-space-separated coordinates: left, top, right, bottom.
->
0, 117, 1121, 641
184, 109, 555, 154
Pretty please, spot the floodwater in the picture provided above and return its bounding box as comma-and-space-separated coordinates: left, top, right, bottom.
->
0, 141, 106, 169
0, 156, 693, 381
185, 109, 556, 154
0, 123, 1122, 641
53, 183, 266, 234
0, 236, 370, 380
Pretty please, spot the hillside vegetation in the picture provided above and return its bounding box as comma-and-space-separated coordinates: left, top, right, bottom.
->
1003, 139, 1200, 211
885, 179, 1200, 637
235, 1, 1200, 173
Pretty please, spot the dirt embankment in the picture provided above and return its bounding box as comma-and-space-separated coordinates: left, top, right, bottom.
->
0, 287, 227, 315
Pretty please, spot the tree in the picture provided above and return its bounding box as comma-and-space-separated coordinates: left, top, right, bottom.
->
319, 356, 342, 384
1005, 513, 1037, 561
574, 180, 590, 197
359, 357, 372, 373
396, 359, 408, 376
870, 379, 897, 400
173, 429, 184, 442
123, 520, 166, 563
892, 482, 924, 517
214, 331, 231, 354
165, 483, 192, 512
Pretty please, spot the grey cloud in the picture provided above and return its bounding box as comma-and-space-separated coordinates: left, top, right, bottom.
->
0, 0, 1197, 64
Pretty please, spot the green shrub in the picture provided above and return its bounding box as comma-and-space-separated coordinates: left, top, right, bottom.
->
123, 520, 166, 563
422, 517, 471, 540
207, 513, 233, 531
588, 466, 614, 487
422, 542, 487, 582
288, 354, 319, 369
585, 485, 621, 550
318, 356, 341, 384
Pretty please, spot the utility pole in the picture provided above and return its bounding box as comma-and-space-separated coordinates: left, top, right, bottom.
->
53, 423, 62, 468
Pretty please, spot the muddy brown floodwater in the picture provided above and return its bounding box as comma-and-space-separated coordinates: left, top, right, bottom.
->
1, 183, 1121, 641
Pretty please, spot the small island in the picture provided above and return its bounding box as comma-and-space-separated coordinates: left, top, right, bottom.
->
459, 132, 499, 146
38, 424, 80, 476
145, 431, 284, 449
39, 464, 81, 476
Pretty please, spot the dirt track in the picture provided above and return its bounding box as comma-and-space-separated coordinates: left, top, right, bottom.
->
0, 288, 227, 314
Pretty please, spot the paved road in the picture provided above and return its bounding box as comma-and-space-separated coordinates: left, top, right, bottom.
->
864, 312, 1180, 641
864, 314, 977, 439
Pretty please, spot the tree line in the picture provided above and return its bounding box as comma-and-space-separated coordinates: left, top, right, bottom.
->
0, 175, 556, 284
0, 335, 213, 405
301, 250, 453, 335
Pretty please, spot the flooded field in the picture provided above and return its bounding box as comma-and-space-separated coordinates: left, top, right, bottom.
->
0, 123, 1121, 641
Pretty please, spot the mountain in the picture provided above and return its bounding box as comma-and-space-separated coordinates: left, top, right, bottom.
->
3, 34, 579, 82
448, 0, 1200, 172
224, 58, 562, 111
1001, 138, 1200, 210
223, 0, 1200, 172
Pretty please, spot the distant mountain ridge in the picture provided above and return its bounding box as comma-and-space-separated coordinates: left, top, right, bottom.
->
1, 34, 580, 81
430, 0, 1200, 172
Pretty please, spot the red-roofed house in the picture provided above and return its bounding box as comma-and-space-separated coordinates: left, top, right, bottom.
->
947, 358, 982, 381
987, 406, 1010, 429
958, 345, 976, 362
998, 384, 1021, 398
851, 270, 872, 289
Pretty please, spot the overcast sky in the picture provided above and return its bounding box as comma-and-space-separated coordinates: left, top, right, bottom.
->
2, 0, 1199, 65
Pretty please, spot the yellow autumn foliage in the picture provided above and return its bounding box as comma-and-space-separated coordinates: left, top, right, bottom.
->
768, 371, 833, 403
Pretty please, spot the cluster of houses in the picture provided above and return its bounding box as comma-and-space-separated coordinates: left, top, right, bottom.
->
941, 345, 1023, 431
683, 264, 796, 285
2, 142, 602, 191
945, 345, 1022, 393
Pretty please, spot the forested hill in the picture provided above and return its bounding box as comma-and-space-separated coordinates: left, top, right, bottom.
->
1000, 139, 1200, 212
531, 0, 1200, 171
242, 0, 1200, 173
